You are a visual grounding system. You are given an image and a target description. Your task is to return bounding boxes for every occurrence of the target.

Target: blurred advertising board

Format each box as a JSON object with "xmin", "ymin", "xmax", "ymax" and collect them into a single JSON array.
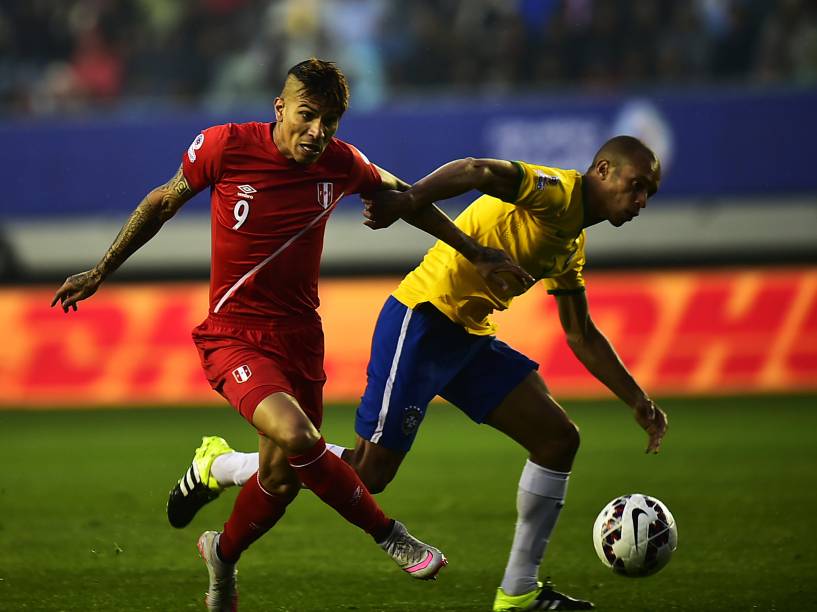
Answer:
[
  {"xmin": 2, "ymin": 267, "xmax": 815, "ymax": 408},
  {"xmin": 2, "ymin": 89, "xmax": 816, "ymax": 221}
]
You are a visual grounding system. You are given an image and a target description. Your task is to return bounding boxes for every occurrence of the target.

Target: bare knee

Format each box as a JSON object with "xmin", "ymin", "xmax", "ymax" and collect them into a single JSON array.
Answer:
[
  {"xmin": 252, "ymin": 393, "xmax": 321, "ymax": 456},
  {"xmin": 275, "ymin": 424, "xmax": 321, "ymax": 456},
  {"xmin": 530, "ymin": 419, "xmax": 580, "ymax": 469},
  {"xmin": 560, "ymin": 419, "xmax": 581, "ymax": 458},
  {"xmin": 545, "ymin": 417, "xmax": 580, "ymax": 458},
  {"xmin": 487, "ymin": 373, "xmax": 582, "ymax": 471}
]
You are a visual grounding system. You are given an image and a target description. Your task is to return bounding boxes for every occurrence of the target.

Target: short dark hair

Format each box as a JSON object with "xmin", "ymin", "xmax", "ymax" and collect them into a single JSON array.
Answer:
[
  {"xmin": 286, "ymin": 59, "xmax": 350, "ymax": 114},
  {"xmin": 591, "ymin": 135, "xmax": 658, "ymax": 170}
]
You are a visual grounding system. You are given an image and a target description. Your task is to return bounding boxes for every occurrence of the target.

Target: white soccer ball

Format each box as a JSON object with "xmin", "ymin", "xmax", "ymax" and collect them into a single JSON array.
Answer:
[{"xmin": 592, "ymin": 493, "xmax": 677, "ymax": 577}]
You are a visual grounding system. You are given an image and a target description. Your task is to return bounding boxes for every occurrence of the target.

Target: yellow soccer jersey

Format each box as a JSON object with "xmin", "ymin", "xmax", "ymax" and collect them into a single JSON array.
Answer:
[{"xmin": 392, "ymin": 162, "xmax": 587, "ymax": 335}]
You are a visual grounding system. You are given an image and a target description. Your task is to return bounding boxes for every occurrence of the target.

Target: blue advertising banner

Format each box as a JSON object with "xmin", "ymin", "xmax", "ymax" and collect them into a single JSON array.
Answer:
[{"xmin": 1, "ymin": 88, "xmax": 815, "ymax": 219}]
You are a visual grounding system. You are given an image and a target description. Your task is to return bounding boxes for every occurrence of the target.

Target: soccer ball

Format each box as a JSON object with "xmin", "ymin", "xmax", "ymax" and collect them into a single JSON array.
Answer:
[{"xmin": 592, "ymin": 493, "xmax": 677, "ymax": 577}]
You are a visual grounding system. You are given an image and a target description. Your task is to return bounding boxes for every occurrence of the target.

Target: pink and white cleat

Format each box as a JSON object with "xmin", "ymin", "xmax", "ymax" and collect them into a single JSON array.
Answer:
[
  {"xmin": 379, "ymin": 520, "xmax": 448, "ymax": 580},
  {"xmin": 197, "ymin": 531, "xmax": 238, "ymax": 611}
]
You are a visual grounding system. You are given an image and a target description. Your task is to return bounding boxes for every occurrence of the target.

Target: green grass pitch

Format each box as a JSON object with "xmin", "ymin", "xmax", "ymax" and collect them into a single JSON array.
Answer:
[{"xmin": 1, "ymin": 395, "xmax": 815, "ymax": 611}]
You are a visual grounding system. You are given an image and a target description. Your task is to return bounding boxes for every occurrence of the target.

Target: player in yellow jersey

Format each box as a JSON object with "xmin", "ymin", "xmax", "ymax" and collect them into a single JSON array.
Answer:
[{"xmin": 167, "ymin": 135, "xmax": 668, "ymax": 610}]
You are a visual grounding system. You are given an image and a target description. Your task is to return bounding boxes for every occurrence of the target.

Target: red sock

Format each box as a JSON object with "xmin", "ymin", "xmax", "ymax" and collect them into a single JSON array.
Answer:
[
  {"xmin": 218, "ymin": 472, "xmax": 289, "ymax": 563},
  {"xmin": 288, "ymin": 437, "xmax": 392, "ymax": 541}
]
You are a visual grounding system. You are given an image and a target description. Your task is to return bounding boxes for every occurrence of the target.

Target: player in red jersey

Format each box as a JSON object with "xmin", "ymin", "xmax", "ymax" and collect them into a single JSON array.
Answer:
[{"xmin": 52, "ymin": 59, "xmax": 533, "ymax": 611}]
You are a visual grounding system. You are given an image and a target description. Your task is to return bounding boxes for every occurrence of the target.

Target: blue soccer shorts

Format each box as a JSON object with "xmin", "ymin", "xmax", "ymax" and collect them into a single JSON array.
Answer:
[{"xmin": 355, "ymin": 296, "xmax": 538, "ymax": 453}]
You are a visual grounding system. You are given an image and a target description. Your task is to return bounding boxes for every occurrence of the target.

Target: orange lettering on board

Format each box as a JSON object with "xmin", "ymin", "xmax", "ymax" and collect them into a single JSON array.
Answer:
[
  {"xmin": 785, "ymin": 274, "xmax": 817, "ymax": 385},
  {"xmin": 659, "ymin": 272, "xmax": 798, "ymax": 392},
  {"xmin": 320, "ymin": 279, "xmax": 395, "ymax": 401},
  {"xmin": 24, "ymin": 303, "xmax": 126, "ymax": 395},
  {"xmin": 2, "ymin": 269, "xmax": 816, "ymax": 409},
  {"xmin": 495, "ymin": 275, "xmax": 671, "ymax": 397},
  {"xmin": 124, "ymin": 286, "xmax": 212, "ymax": 402}
]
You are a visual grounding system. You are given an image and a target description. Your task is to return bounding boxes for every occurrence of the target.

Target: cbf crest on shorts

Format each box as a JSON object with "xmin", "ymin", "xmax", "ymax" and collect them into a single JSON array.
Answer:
[
  {"xmin": 317, "ymin": 182, "xmax": 334, "ymax": 208},
  {"xmin": 401, "ymin": 405, "xmax": 424, "ymax": 436}
]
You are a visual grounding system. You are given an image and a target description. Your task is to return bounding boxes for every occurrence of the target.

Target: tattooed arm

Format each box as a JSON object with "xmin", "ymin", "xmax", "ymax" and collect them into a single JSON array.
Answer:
[{"xmin": 52, "ymin": 165, "xmax": 196, "ymax": 312}]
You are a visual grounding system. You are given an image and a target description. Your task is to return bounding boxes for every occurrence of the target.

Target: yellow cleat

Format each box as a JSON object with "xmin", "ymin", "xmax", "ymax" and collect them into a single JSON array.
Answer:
[
  {"xmin": 167, "ymin": 436, "xmax": 234, "ymax": 528},
  {"xmin": 193, "ymin": 436, "xmax": 234, "ymax": 492},
  {"xmin": 493, "ymin": 580, "xmax": 594, "ymax": 610}
]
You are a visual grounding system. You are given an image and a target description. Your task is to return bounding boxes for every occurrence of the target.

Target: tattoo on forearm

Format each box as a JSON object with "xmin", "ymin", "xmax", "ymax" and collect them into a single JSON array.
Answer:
[
  {"xmin": 169, "ymin": 166, "xmax": 192, "ymax": 198},
  {"xmin": 98, "ymin": 203, "xmax": 161, "ymax": 275}
]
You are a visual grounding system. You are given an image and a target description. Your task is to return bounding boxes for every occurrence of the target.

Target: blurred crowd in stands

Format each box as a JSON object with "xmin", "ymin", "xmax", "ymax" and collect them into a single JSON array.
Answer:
[{"xmin": 2, "ymin": 0, "xmax": 816, "ymax": 116}]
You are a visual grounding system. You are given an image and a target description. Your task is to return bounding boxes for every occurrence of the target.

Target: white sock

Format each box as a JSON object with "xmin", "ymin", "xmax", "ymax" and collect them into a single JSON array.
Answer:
[
  {"xmin": 500, "ymin": 460, "xmax": 570, "ymax": 596},
  {"xmin": 209, "ymin": 444, "xmax": 347, "ymax": 488},
  {"xmin": 210, "ymin": 452, "xmax": 259, "ymax": 487},
  {"xmin": 326, "ymin": 443, "xmax": 346, "ymax": 458}
]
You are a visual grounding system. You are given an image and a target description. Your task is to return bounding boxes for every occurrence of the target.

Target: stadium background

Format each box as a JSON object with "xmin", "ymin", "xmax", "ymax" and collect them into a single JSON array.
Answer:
[{"xmin": 1, "ymin": 1, "xmax": 816, "ymax": 611}]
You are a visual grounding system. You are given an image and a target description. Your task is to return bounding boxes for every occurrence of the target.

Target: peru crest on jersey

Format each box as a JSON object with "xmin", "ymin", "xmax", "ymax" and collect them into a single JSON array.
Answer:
[
  {"xmin": 317, "ymin": 182, "xmax": 334, "ymax": 209},
  {"xmin": 180, "ymin": 122, "xmax": 382, "ymax": 317}
]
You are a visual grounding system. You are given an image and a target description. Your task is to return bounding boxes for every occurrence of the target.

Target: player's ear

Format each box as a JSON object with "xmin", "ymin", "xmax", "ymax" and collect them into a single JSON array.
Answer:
[
  {"xmin": 595, "ymin": 159, "xmax": 610, "ymax": 180},
  {"xmin": 273, "ymin": 97, "xmax": 285, "ymax": 122}
]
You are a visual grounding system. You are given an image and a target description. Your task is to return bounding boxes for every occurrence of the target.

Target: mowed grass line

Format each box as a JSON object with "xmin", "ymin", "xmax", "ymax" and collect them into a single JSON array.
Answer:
[{"xmin": 0, "ymin": 395, "xmax": 815, "ymax": 611}]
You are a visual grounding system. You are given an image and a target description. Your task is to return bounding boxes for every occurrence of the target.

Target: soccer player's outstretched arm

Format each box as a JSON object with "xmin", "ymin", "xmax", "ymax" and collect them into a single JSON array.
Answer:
[
  {"xmin": 405, "ymin": 157, "xmax": 521, "ymax": 204},
  {"xmin": 51, "ymin": 165, "xmax": 196, "ymax": 312},
  {"xmin": 369, "ymin": 163, "xmax": 534, "ymax": 294},
  {"xmin": 555, "ymin": 291, "xmax": 668, "ymax": 454},
  {"xmin": 364, "ymin": 158, "xmax": 519, "ymax": 227}
]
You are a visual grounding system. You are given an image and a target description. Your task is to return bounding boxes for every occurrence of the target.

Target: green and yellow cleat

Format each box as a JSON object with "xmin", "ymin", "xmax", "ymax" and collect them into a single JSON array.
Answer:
[
  {"xmin": 493, "ymin": 580, "xmax": 594, "ymax": 611},
  {"xmin": 167, "ymin": 436, "xmax": 233, "ymax": 528}
]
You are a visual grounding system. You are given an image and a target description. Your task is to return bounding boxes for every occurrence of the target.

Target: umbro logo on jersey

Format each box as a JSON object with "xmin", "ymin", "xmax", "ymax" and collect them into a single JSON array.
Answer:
[
  {"xmin": 232, "ymin": 365, "xmax": 252, "ymax": 383},
  {"xmin": 317, "ymin": 182, "xmax": 334, "ymax": 208},
  {"xmin": 237, "ymin": 184, "xmax": 256, "ymax": 199}
]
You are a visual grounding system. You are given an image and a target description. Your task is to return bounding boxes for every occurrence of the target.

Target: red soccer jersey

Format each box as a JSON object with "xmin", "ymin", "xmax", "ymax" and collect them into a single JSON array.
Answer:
[{"xmin": 181, "ymin": 122, "xmax": 381, "ymax": 318}]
